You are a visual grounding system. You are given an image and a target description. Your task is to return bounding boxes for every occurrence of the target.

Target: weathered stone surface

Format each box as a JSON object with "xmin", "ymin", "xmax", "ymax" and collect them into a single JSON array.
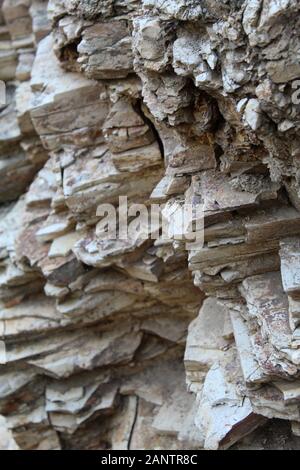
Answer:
[
  {"xmin": 78, "ymin": 20, "xmax": 133, "ymax": 79},
  {"xmin": 184, "ymin": 297, "xmax": 230, "ymax": 392},
  {"xmin": 1, "ymin": 0, "xmax": 300, "ymax": 451},
  {"xmin": 230, "ymin": 309, "xmax": 267, "ymax": 385},
  {"xmin": 194, "ymin": 360, "xmax": 266, "ymax": 450}
]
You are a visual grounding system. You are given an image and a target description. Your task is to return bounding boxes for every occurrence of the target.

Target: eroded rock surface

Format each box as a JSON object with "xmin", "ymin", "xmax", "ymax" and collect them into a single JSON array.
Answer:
[{"xmin": 1, "ymin": 0, "xmax": 300, "ymax": 450}]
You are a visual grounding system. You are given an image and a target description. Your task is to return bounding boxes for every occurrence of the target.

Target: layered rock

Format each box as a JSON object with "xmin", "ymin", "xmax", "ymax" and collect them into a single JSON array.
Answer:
[{"xmin": 1, "ymin": 0, "xmax": 300, "ymax": 451}]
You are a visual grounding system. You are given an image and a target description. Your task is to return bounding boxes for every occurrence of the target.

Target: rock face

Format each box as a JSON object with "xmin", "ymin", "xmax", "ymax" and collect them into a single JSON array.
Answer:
[{"xmin": 1, "ymin": 0, "xmax": 300, "ymax": 450}]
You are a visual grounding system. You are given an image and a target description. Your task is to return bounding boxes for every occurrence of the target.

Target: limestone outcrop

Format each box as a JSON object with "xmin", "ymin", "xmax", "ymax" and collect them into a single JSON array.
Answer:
[{"xmin": 1, "ymin": 0, "xmax": 300, "ymax": 450}]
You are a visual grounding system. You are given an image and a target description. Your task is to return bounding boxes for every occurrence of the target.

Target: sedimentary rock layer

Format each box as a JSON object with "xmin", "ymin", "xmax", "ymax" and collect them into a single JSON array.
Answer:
[{"xmin": 1, "ymin": 0, "xmax": 300, "ymax": 450}]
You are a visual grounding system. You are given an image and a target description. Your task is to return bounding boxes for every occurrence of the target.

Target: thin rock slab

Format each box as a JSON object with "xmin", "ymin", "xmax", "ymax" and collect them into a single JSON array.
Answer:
[{"xmin": 194, "ymin": 361, "xmax": 266, "ymax": 450}]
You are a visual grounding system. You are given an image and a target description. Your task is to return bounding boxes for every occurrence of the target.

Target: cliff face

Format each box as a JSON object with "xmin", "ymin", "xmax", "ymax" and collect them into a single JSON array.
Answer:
[{"xmin": 1, "ymin": 0, "xmax": 300, "ymax": 450}]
